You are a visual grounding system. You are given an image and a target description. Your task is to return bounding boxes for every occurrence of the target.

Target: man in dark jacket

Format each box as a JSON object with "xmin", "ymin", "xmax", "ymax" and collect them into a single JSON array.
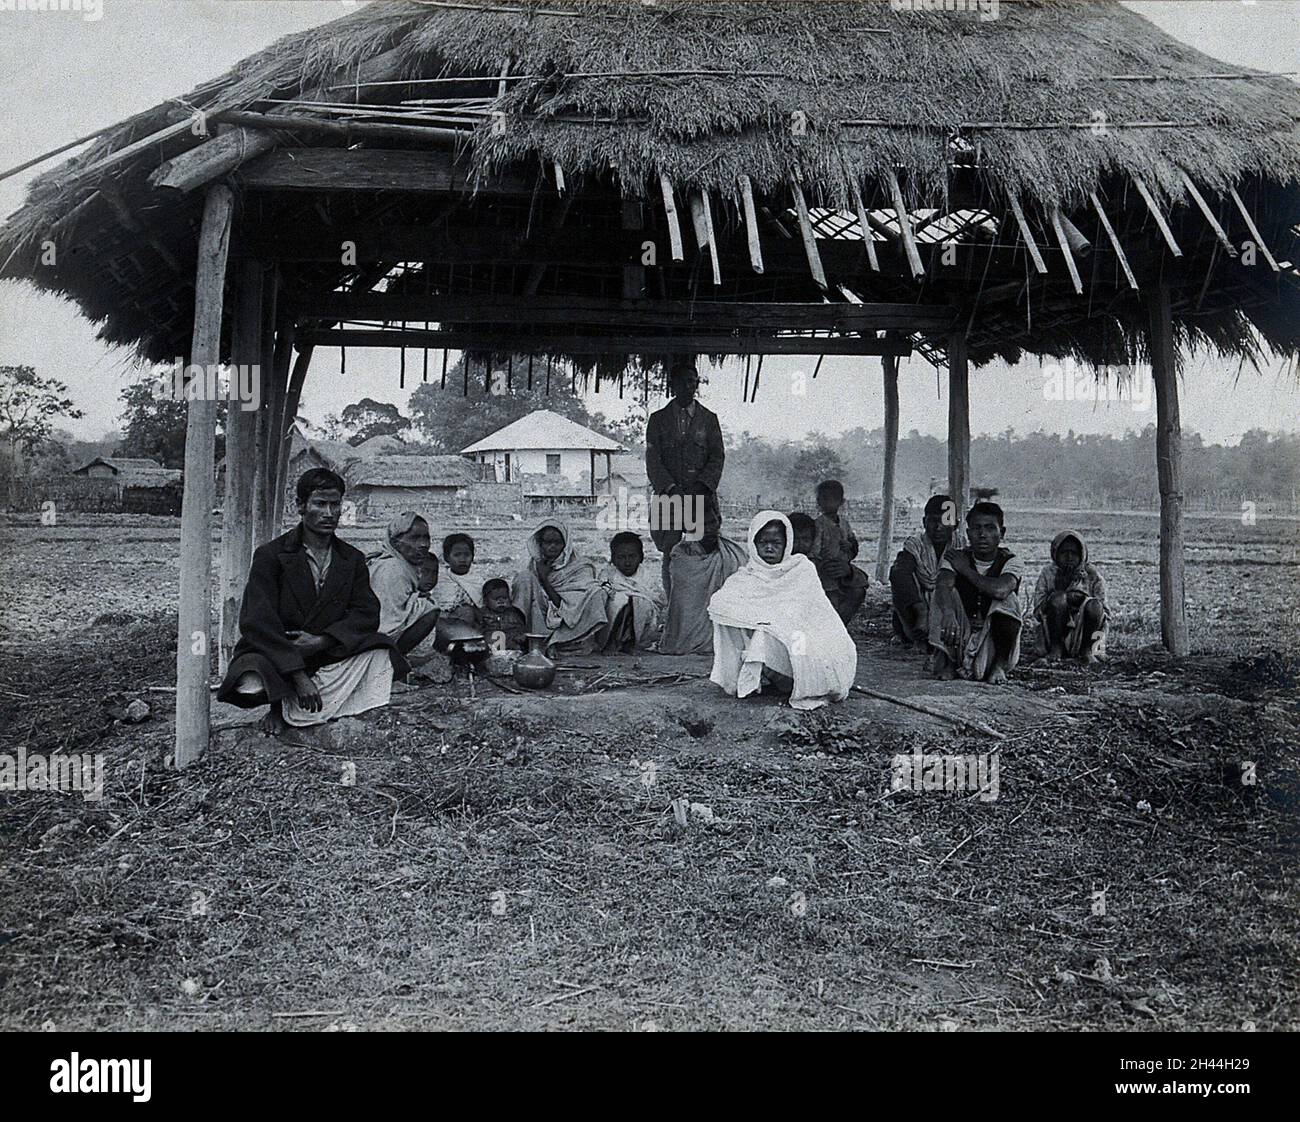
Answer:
[
  {"xmin": 218, "ymin": 468, "xmax": 408, "ymax": 733},
  {"xmin": 645, "ymin": 360, "xmax": 726, "ymax": 594}
]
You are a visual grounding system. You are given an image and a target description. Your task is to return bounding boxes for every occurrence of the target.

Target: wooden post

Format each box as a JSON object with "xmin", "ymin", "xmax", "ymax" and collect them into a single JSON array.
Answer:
[
  {"xmin": 1146, "ymin": 284, "xmax": 1189, "ymax": 655},
  {"xmin": 218, "ymin": 259, "xmax": 262, "ymax": 676},
  {"xmin": 176, "ymin": 183, "xmax": 234, "ymax": 770},
  {"xmin": 947, "ymin": 331, "xmax": 970, "ymax": 528},
  {"xmin": 589, "ymin": 449, "xmax": 596, "ymax": 498},
  {"xmin": 264, "ymin": 318, "xmax": 294, "ymax": 536},
  {"xmin": 273, "ymin": 343, "xmax": 313, "ymax": 530},
  {"xmin": 875, "ymin": 350, "xmax": 900, "ymax": 584}
]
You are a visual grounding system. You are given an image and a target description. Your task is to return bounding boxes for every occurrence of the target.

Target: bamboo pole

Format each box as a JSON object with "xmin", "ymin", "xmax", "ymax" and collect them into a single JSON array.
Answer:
[
  {"xmin": 1049, "ymin": 207, "xmax": 1084, "ymax": 294},
  {"xmin": 698, "ymin": 188, "xmax": 721, "ymax": 285},
  {"xmin": 947, "ymin": 331, "xmax": 970, "ymax": 528},
  {"xmin": 850, "ymin": 180, "xmax": 880, "ymax": 271},
  {"xmin": 875, "ymin": 350, "xmax": 900, "ymax": 585},
  {"xmin": 1228, "ymin": 186, "xmax": 1280, "ymax": 271},
  {"xmin": 272, "ymin": 343, "xmax": 314, "ymax": 531},
  {"xmin": 1088, "ymin": 192, "xmax": 1139, "ymax": 290},
  {"xmin": 737, "ymin": 175, "xmax": 764, "ymax": 274},
  {"xmin": 791, "ymin": 180, "xmax": 828, "ymax": 290},
  {"xmin": 659, "ymin": 174, "xmax": 685, "ymax": 262},
  {"xmin": 1133, "ymin": 177, "xmax": 1183, "ymax": 257},
  {"xmin": 1179, "ymin": 173, "xmax": 1237, "ymax": 258},
  {"xmin": 1007, "ymin": 194, "xmax": 1048, "ymax": 273},
  {"xmin": 175, "ymin": 184, "xmax": 234, "ymax": 770},
  {"xmin": 1146, "ymin": 284, "xmax": 1188, "ymax": 655},
  {"xmin": 219, "ymin": 259, "xmax": 262, "ymax": 677},
  {"xmin": 886, "ymin": 171, "xmax": 925, "ymax": 279}
]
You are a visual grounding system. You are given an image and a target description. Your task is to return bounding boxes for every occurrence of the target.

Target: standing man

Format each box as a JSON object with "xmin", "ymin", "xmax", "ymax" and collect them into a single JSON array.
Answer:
[{"xmin": 645, "ymin": 359, "xmax": 726, "ymax": 594}]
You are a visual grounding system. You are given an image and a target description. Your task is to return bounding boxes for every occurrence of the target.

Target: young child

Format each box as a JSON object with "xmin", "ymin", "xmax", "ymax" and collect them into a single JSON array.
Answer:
[
  {"xmin": 810, "ymin": 479, "xmax": 868, "ymax": 625},
  {"xmin": 1032, "ymin": 531, "xmax": 1108, "ymax": 663},
  {"xmin": 479, "ymin": 577, "xmax": 528, "ymax": 652},
  {"xmin": 930, "ymin": 501, "xmax": 1023, "ymax": 684},
  {"xmin": 435, "ymin": 532, "xmax": 482, "ymax": 624},
  {"xmin": 890, "ymin": 494, "xmax": 955, "ymax": 654},
  {"xmin": 600, "ymin": 531, "xmax": 664, "ymax": 652}
]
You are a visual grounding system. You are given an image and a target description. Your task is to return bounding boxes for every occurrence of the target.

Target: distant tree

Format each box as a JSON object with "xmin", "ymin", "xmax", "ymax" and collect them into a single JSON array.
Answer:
[
  {"xmin": 116, "ymin": 378, "xmax": 226, "ymax": 469},
  {"xmin": 0, "ymin": 365, "xmax": 83, "ymax": 461},
  {"xmin": 339, "ymin": 397, "xmax": 412, "ymax": 446},
  {"xmin": 407, "ymin": 355, "xmax": 601, "ymax": 453},
  {"xmin": 789, "ymin": 444, "xmax": 847, "ymax": 496}
]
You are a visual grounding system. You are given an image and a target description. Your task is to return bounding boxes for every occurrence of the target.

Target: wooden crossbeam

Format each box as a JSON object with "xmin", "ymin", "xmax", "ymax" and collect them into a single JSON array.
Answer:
[
  {"xmin": 1088, "ymin": 191, "xmax": 1139, "ymax": 290},
  {"xmin": 236, "ymin": 148, "xmax": 535, "ymax": 195},
  {"xmin": 297, "ymin": 326, "xmax": 914, "ymax": 357},
  {"xmin": 1133, "ymin": 177, "xmax": 1183, "ymax": 257}
]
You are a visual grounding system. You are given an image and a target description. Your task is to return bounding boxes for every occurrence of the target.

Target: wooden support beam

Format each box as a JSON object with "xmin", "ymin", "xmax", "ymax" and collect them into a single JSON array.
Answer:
[
  {"xmin": 297, "ymin": 326, "xmax": 914, "ymax": 357},
  {"xmin": 791, "ymin": 180, "xmax": 828, "ymax": 290},
  {"xmin": 850, "ymin": 180, "xmax": 880, "ymax": 271},
  {"xmin": 234, "ymin": 147, "xmax": 534, "ymax": 196},
  {"xmin": 176, "ymin": 184, "xmax": 234, "ymax": 771},
  {"xmin": 1007, "ymin": 194, "xmax": 1048, "ymax": 274},
  {"xmin": 219, "ymin": 259, "xmax": 262, "ymax": 677},
  {"xmin": 1228, "ymin": 186, "xmax": 1280, "ymax": 271},
  {"xmin": 737, "ymin": 175, "xmax": 764, "ymax": 274},
  {"xmin": 1088, "ymin": 191, "xmax": 1139, "ymax": 290},
  {"xmin": 1133, "ymin": 177, "xmax": 1184, "ymax": 257},
  {"xmin": 273, "ymin": 344, "xmax": 314, "ymax": 531},
  {"xmin": 875, "ymin": 349, "xmax": 900, "ymax": 585},
  {"xmin": 210, "ymin": 109, "xmax": 467, "ymax": 147},
  {"xmin": 659, "ymin": 174, "xmax": 685, "ymax": 262},
  {"xmin": 946, "ymin": 331, "xmax": 970, "ymax": 528},
  {"xmin": 1179, "ymin": 172, "xmax": 1237, "ymax": 258},
  {"xmin": 886, "ymin": 171, "xmax": 925, "ymax": 279},
  {"xmin": 54, "ymin": 117, "xmax": 197, "ymax": 192},
  {"xmin": 253, "ymin": 277, "xmax": 282, "ymax": 544},
  {"xmin": 1146, "ymin": 283, "xmax": 1189, "ymax": 655},
  {"xmin": 1049, "ymin": 207, "xmax": 1084, "ymax": 295}
]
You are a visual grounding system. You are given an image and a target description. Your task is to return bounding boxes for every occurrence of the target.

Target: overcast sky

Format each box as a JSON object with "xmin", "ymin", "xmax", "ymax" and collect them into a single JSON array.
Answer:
[{"xmin": 0, "ymin": 0, "xmax": 1296, "ymax": 443}]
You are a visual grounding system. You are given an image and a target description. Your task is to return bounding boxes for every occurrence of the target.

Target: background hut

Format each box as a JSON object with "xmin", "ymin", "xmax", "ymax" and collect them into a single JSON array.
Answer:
[{"xmin": 2, "ymin": 0, "xmax": 1296, "ymax": 765}]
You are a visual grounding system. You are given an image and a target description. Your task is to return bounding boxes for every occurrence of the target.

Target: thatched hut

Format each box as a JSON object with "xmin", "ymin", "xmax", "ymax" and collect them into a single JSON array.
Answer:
[{"xmin": 2, "ymin": 0, "xmax": 1296, "ymax": 764}]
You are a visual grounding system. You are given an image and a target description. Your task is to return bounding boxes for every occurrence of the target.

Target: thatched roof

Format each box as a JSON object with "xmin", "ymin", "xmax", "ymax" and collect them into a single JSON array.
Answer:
[
  {"xmin": 346, "ymin": 454, "xmax": 481, "ymax": 488},
  {"xmin": 3, "ymin": 0, "xmax": 1298, "ymax": 370}
]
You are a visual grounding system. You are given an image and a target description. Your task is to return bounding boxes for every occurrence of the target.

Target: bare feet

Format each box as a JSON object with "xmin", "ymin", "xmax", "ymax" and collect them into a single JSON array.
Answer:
[
  {"xmin": 258, "ymin": 704, "xmax": 288, "ymax": 736},
  {"xmin": 985, "ymin": 663, "xmax": 1009, "ymax": 685},
  {"xmin": 932, "ymin": 653, "xmax": 956, "ymax": 681},
  {"xmin": 1045, "ymin": 644, "xmax": 1065, "ymax": 663}
]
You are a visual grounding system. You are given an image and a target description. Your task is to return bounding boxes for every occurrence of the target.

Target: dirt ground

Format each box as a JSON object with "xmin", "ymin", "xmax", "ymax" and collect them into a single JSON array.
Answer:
[{"xmin": 0, "ymin": 509, "xmax": 1296, "ymax": 1030}]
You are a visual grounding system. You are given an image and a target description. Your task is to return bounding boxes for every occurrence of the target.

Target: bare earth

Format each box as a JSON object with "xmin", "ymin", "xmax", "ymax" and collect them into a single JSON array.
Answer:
[{"xmin": 0, "ymin": 509, "xmax": 1296, "ymax": 1031}]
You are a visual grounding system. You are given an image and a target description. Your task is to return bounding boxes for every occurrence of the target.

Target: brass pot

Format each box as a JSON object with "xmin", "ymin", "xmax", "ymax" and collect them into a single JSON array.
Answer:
[{"xmin": 512, "ymin": 633, "xmax": 557, "ymax": 689}]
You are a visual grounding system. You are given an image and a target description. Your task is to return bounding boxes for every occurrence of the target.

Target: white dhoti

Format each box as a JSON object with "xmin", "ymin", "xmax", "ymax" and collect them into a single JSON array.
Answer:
[{"xmin": 282, "ymin": 649, "xmax": 394, "ymax": 727}]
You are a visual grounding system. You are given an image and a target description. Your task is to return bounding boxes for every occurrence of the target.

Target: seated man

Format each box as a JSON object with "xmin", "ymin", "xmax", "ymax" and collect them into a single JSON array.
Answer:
[
  {"xmin": 218, "ymin": 469, "xmax": 408, "ymax": 731},
  {"xmin": 929, "ymin": 501, "xmax": 1023, "ymax": 685},
  {"xmin": 890, "ymin": 494, "xmax": 955, "ymax": 653},
  {"xmin": 600, "ymin": 531, "xmax": 665, "ymax": 653},
  {"xmin": 811, "ymin": 479, "xmax": 868, "ymax": 625},
  {"xmin": 1031, "ymin": 530, "xmax": 1109, "ymax": 663}
]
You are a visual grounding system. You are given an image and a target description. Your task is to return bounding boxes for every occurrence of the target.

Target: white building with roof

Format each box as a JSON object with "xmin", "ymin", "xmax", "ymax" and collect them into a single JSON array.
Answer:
[{"xmin": 461, "ymin": 409, "xmax": 624, "ymax": 497}]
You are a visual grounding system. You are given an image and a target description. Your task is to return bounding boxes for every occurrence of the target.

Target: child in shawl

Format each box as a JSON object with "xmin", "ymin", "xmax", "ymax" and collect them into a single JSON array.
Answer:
[
  {"xmin": 600, "ymin": 531, "xmax": 665, "ymax": 652},
  {"xmin": 511, "ymin": 519, "xmax": 610, "ymax": 654},
  {"xmin": 365, "ymin": 512, "xmax": 441, "ymax": 659},
  {"xmin": 480, "ymin": 578, "xmax": 528, "ymax": 652},
  {"xmin": 890, "ymin": 494, "xmax": 956, "ymax": 653},
  {"xmin": 708, "ymin": 512, "xmax": 859, "ymax": 711},
  {"xmin": 929, "ymin": 501, "xmax": 1024, "ymax": 684},
  {"xmin": 1032, "ymin": 531, "xmax": 1108, "ymax": 662},
  {"xmin": 435, "ymin": 532, "xmax": 483, "ymax": 625},
  {"xmin": 811, "ymin": 480, "xmax": 869, "ymax": 625}
]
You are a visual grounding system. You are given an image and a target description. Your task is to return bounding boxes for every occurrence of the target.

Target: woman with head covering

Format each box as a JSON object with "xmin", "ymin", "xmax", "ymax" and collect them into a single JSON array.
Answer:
[
  {"xmin": 1032, "ymin": 530, "xmax": 1108, "ymax": 662},
  {"xmin": 511, "ymin": 518, "xmax": 610, "ymax": 654},
  {"xmin": 365, "ymin": 512, "xmax": 441, "ymax": 659},
  {"xmin": 707, "ymin": 511, "xmax": 859, "ymax": 710}
]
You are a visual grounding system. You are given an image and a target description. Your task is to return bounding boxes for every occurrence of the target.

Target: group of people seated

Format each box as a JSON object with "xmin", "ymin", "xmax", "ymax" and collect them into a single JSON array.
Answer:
[{"xmin": 217, "ymin": 469, "xmax": 1109, "ymax": 732}]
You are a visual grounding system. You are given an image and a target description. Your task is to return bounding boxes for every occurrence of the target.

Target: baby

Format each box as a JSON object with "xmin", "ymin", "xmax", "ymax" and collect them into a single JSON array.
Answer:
[{"xmin": 479, "ymin": 577, "xmax": 527, "ymax": 652}]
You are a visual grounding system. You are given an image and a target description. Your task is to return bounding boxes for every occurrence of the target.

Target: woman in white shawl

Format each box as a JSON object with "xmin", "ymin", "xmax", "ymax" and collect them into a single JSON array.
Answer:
[
  {"xmin": 708, "ymin": 511, "xmax": 858, "ymax": 710},
  {"xmin": 511, "ymin": 518, "xmax": 610, "ymax": 654},
  {"xmin": 366, "ymin": 512, "xmax": 440, "ymax": 659}
]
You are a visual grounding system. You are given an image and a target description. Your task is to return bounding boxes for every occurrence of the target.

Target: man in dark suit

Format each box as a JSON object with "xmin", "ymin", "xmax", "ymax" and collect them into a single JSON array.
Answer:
[
  {"xmin": 218, "ymin": 468, "xmax": 407, "ymax": 733},
  {"xmin": 645, "ymin": 360, "xmax": 726, "ymax": 594}
]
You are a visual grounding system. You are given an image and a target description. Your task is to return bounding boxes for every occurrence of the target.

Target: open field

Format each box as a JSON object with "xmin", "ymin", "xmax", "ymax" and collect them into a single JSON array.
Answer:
[{"xmin": 0, "ymin": 510, "xmax": 1296, "ymax": 1030}]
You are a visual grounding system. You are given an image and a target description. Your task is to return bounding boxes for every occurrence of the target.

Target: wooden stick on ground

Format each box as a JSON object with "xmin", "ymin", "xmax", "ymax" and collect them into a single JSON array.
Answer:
[{"xmin": 850, "ymin": 684, "xmax": 1005, "ymax": 740}]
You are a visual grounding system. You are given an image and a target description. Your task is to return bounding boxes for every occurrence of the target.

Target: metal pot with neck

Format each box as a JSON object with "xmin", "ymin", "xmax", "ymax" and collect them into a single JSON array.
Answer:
[{"xmin": 512, "ymin": 633, "xmax": 557, "ymax": 689}]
